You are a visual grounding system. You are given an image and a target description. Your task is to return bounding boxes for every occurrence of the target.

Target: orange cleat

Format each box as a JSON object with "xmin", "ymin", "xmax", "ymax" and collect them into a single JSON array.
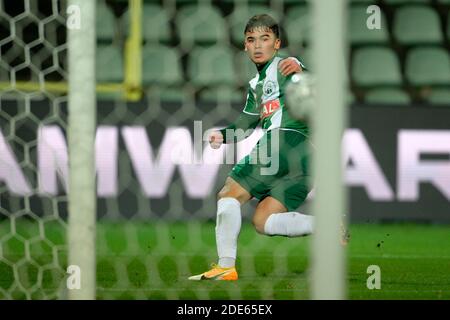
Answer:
[{"xmin": 188, "ymin": 264, "xmax": 238, "ymax": 281}]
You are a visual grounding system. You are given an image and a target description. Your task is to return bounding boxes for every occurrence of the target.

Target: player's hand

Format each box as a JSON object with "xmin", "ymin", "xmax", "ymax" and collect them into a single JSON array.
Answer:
[
  {"xmin": 279, "ymin": 57, "xmax": 302, "ymax": 76},
  {"xmin": 209, "ymin": 131, "xmax": 224, "ymax": 149}
]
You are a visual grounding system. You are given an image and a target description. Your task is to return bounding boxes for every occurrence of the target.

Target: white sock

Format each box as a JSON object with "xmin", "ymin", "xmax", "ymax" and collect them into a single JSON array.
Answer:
[
  {"xmin": 264, "ymin": 212, "xmax": 314, "ymax": 237},
  {"xmin": 215, "ymin": 197, "xmax": 241, "ymax": 268}
]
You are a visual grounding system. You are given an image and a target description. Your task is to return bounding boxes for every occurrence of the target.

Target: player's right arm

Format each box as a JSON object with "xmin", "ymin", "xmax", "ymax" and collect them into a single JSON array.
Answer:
[{"xmin": 209, "ymin": 87, "xmax": 260, "ymax": 149}]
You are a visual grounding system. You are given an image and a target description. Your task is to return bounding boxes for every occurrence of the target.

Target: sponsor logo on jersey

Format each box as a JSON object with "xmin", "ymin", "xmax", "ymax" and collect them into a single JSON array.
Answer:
[{"xmin": 260, "ymin": 99, "xmax": 280, "ymax": 119}]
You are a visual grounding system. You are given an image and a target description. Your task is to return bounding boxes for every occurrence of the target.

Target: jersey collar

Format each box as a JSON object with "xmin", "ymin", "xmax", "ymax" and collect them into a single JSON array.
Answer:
[{"xmin": 256, "ymin": 51, "xmax": 279, "ymax": 74}]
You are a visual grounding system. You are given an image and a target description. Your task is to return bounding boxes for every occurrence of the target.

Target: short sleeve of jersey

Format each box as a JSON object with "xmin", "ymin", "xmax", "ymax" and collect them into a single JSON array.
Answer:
[{"xmin": 242, "ymin": 86, "xmax": 259, "ymax": 116}]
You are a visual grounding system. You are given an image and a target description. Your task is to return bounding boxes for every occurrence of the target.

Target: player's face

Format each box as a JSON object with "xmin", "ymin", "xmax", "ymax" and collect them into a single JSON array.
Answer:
[{"xmin": 244, "ymin": 28, "xmax": 281, "ymax": 65}]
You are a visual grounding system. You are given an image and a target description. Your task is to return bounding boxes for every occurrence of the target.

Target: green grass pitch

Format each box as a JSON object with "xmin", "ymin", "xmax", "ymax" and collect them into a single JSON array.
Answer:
[{"xmin": 0, "ymin": 221, "xmax": 449, "ymax": 299}]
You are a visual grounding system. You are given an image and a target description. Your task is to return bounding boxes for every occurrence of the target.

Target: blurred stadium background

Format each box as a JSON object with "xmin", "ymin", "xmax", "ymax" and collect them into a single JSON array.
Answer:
[{"xmin": 0, "ymin": 0, "xmax": 449, "ymax": 300}]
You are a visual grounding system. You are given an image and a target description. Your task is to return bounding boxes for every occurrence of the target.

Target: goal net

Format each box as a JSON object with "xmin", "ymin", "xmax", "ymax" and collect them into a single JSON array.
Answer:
[{"xmin": 0, "ymin": 0, "xmax": 69, "ymax": 299}]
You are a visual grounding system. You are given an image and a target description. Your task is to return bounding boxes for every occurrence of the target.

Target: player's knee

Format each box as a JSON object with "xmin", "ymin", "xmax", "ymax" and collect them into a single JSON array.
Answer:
[
  {"xmin": 217, "ymin": 180, "xmax": 231, "ymax": 200},
  {"xmin": 252, "ymin": 214, "xmax": 267, "ymax": 234},
  {"xmin": 217, "ymin": 188, "xmax": 228, "ymax": 200},
  {"xmin": 217, "ymin": 183, "xmax": 247, "ymax": 203}
]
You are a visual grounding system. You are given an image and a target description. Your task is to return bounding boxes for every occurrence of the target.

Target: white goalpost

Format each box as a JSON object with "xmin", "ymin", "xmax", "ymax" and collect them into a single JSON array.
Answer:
[
  {"xmin": 310, "ymin": 0, "xmax": 348, "ymax": 299},
  {"xmin": 67, "ymin": 0, "xmax": 97, "ymax": 300}
]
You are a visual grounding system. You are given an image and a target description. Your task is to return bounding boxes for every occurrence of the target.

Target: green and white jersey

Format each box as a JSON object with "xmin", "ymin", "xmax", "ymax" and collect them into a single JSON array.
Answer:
[{"xmin": 243, "ymin": 54, "xmax": 309, "ymax": 137}]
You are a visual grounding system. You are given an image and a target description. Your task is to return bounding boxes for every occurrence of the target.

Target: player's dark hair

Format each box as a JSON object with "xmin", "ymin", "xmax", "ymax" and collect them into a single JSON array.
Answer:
[{"xmin": 244, "ymin": 14, "xmax": 280, "ymax": 39}]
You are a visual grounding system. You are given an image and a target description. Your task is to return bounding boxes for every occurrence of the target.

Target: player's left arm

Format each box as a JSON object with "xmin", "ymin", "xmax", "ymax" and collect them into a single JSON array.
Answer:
[{"xmin": 278, "ymin": 57, "xmax": 304, "ymax": 76}]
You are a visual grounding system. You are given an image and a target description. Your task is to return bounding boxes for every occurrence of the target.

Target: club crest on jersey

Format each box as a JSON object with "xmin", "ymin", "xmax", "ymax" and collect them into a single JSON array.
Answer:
[
  {"xmin": 260, "ymin": 99, "xmax": 280, "ymax": 119},
  {"xmin": 263, "ymin": 80, "xmax": 276, "ymax": 96}
]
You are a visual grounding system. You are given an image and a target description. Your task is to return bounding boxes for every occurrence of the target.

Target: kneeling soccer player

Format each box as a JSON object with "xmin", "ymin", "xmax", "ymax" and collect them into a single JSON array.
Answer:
[{"xmin": 189, "ymin": 14, "xmax": 345, "ymax": 281}]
